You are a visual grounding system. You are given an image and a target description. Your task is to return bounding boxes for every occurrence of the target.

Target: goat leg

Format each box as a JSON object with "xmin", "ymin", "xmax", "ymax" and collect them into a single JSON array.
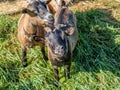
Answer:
[
  {"xmin": 41, "ymin": 46, "xmax": 48, "ymax": 61},
  {"xmin": 53, "ymin": 66, "xmax": 59, "ymax": 87},
  {"xmin": 22, "ymin": 47, "xmax": 27, "ymax": 67},
  {"xmin": 65, "ymin": 64, "xmax": 71, "ymax": 79}
]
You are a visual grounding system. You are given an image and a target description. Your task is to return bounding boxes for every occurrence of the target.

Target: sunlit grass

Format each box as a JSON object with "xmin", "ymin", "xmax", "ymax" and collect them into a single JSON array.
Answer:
[{"xmin": 0, "ymin": 0, "xmax": 120, "ymax": 90}]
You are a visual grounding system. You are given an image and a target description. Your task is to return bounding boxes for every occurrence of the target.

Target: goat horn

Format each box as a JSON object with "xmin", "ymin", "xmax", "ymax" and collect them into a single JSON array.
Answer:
[{"xmin": 59, "ymin": 24, "xmax": 67, "ymax": 27}]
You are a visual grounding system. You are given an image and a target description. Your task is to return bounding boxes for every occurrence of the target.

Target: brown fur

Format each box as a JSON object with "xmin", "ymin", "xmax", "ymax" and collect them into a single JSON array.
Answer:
[
  {"xmin": 18, "ymin": 14, "xmax": 45, "ymax": 48},
  {"xmin": 47, "ymin": 0, "xmax": 74, "ymax": 14},
  {"xmin": 18, "ymin": 13, "xmax": 47, "ymax": 67},
  {"xmin": 54, "ymin": 7, "xmax": 78, "ymax": 53},
  {"xmin": 45, "ymin": 7, "xmax": 78, "ymax": 86},
  {"xmin": 17, "ymin": 0, "xmax": 55, "ymax": 67}
]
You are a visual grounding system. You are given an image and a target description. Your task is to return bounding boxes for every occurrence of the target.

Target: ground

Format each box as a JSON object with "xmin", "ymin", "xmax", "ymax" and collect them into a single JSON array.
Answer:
[{"xmin": 0, "ymin": 0, "xmax": 120, "ymax": 90}]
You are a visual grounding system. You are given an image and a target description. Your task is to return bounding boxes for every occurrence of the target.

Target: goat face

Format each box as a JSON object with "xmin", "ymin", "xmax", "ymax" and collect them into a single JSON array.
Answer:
[
  {"xmin": 46, "ymin": 29, "xmax": 68, "ymax": 58},
  {"xmin": 45, "ymin": 24, "xmax": 75, "ymax": 57},
  {"xmin": 22, "ymin": 0, "xmax": 54, "ymax": 27}
]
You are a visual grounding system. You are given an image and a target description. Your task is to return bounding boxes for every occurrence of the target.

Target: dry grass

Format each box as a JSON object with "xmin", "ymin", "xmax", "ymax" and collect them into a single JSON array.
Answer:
[
  {"xmin": 70, "ymin": 0, "xmax": 120, "ymax": 20},
  {"xmin": 0, "ymin": 0, "xmax": 27, "ymax": 15}
]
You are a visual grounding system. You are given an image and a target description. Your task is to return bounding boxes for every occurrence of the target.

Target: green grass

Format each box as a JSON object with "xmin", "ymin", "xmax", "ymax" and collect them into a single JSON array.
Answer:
[{"xmin": 0, "ymin": 2, "xmax": 120, "ymax": 90}]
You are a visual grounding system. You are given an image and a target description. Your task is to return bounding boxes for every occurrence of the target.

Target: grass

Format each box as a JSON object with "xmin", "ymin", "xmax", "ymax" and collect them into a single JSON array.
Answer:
[
  {"xmin": 0, "ymin": 0, "xmax": 27, "ymax": 15},
  {"xmin": 0, "ymin": 0, "xmax": 120, "ymax": 90}
]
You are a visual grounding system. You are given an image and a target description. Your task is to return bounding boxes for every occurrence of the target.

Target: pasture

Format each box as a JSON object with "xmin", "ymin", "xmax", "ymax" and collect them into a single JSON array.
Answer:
[{"xmin": 0, "ymin": 0, "xmax": 120, "ymax": 89}]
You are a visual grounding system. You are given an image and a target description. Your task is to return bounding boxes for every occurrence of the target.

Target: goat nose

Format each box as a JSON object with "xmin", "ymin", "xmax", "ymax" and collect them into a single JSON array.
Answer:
[
  {"xmin": 58, "ymin": 46, "xmax": 65, "ymax": 53},
  {"xmin": 60, "ymin": 46, "xmax": 64, "ymax": 50},
  {"xmin": 55, "ymin": 46, "xmax": 64, "ymax": 54}
]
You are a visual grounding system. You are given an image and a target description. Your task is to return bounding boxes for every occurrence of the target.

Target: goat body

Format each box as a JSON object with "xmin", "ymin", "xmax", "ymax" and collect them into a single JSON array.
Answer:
[
  {"xmin": 45, "ymin": 7, "xmax": 78, "ymax": 84},
  {"xmin": 18, "ymin": 14, "xmax": 47, "ymax": 67},
  {"xmin": 18, "ymin": 14, "xmax": 45, "ymax": 48},
  {"xmin": 18, "ymin": 0, "xmax": 54, "ymax": 67}
]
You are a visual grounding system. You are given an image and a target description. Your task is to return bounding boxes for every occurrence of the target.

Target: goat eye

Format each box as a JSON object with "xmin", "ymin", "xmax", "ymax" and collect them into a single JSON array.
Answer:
[
  {"xmin": 34, "ymin": 1, "xmax": 39, "ymax": 6},
  {"xmin": 49, "ymin": 43, "xmax": 54, "ymax": 49},
  {"xmin": 43, "ymin": 12, "xmax": 45, "ymax": 15},
  {"xmin": 41, "ymin": 12, "xmax": 45, "ymax": 15}
]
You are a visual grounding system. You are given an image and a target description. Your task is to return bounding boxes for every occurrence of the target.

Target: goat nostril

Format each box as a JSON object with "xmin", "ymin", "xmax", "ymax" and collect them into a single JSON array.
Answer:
[
  {"xmin": 49, "ymin": 15, "xmax": 52, "ymax": 18},
  {"xmin": 61, "ymin": 46, "xmax": 64, "ymax": 50}
]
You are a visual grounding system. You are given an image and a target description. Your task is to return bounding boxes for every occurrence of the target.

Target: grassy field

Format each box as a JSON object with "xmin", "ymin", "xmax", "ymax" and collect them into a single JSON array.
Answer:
[{"xmin": 0, "ymin": 0, "xmax": 120, "ymax": 90}]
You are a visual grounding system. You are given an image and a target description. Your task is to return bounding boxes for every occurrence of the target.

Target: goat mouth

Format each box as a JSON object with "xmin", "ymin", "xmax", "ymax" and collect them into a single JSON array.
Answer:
[
  {"xmin": 55, "ymin": 52, "xmax": 66, "ymax": 58},
  {"xmin": 57, "ymin": 56, "xmax": 66, "ymax": 61}
]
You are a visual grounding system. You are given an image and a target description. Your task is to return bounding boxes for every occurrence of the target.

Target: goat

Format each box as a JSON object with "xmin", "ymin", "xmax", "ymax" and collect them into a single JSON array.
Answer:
[
  {"xmin": 41, "ymin": 0, "xmax": 75, "ymax": 14},
  {"xmin": 44, "ymin": 6, "xmax": 78, "ymax": 85},
  {"xmin": 18, "ymin": 0, "xmax": 54, "ymax": 67}
]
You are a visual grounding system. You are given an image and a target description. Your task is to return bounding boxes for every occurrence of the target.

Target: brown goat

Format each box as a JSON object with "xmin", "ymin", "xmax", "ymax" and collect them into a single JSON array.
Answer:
[
  {"xmin": 44, "ymin": 6, "xmax": 78, "ymax": 85},
  {"xmin": 44, "ymin": 0, "xmax": 75, "ymax": 14},
  {"xmin": 18, "ymin": 0, "xmax": 54, "ymax": 67}
]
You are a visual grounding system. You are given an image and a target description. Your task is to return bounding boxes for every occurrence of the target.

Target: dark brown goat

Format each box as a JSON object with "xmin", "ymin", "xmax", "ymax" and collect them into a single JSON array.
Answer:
[
  {"xmin": 18, "ymin": 0, "xmax": 54, "ymax": 67},
  {"xmin": 44, "ymin": 6, "xmax": 78, "ymax": 85}
]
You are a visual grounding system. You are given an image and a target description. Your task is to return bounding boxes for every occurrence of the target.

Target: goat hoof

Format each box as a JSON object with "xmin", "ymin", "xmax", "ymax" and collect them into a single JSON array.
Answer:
[
  {"xmin": 43, "ymin": 56, "xmax": 48, "ymax": 61},
  {"xmin": 44, "ymin": 57, "xmax": 48, "ymax": 61},
  {"xmin": 23, "ymin": 62, "xmax": 28, "ymax": 67},
  {"xmin": 54, "ymin": 81, "xmax": 59, "ymax": 87}
]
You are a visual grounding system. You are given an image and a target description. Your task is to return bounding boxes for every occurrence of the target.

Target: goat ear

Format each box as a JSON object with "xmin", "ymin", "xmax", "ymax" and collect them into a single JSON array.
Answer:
[
  {"xmin": 22, "ymin": 8, "xmax": 37, "ymax": 16},
  {"xmin": 64, "ymin": 27, "xmax": 74, "ymax": 36},
  {"xmin": 59, "ymin": 24, "xmax": 75, "ymax": 36}
]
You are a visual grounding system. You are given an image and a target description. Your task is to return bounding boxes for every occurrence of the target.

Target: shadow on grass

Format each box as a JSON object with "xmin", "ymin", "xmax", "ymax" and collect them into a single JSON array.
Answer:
[
  {"xmin": 0, "ymin": 63, "xmax": 36, "ymax": 90},
  {"xmin": 0, "ymin": 8, "xmax": 120, "ymax": 89},
  {"xmin": 72, "ymin": 8, "xmax": 120, "ymax": 76}
]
